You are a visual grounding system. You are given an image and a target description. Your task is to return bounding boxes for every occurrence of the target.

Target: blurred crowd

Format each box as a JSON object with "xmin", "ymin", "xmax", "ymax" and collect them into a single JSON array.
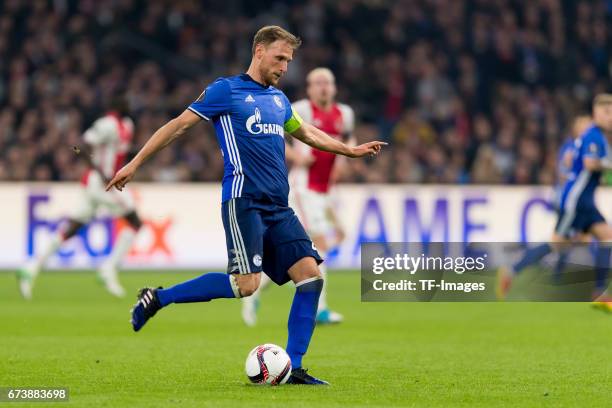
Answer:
[{"xmin": 1, "ymin": 0, "xmax": 611, "ymax": 184}]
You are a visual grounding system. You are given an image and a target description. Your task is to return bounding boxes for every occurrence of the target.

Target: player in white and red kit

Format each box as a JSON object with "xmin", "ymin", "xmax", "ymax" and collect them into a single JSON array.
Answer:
[
  {"xmin": 17, "ymin": 98, "xmax": 142, "ymax": 299},
  {"xmin": 242, "ymin": 68, "xmax": 354, "ymax": 325}
]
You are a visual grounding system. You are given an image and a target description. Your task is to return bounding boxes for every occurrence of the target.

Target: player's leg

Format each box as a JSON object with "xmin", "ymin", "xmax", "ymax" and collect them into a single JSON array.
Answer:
[
  {"xmin": 587, "ymin": 221, "xmax": 612, "ymax": 310},
  {"xmin": 233, "ymin": 198, "xmax": 273, "ymax": 326},
  {"xmin": 157, "ymin": 272, "xmax": 253, "ymax": 306},
  {"xmin": 310, "ymin": 234, "xmax": 343, "ymax": 324},
  {"xmin": 497, "ymin": 204, "xmax": 578, "ymax": 299},
  {"xmin": 590, "ymin": 222, "xmax": 612, "ymax": 241},
  {"xmin": 157, "ymin": 198, "xmax": 265, "ymax": 304},
  {"xmin": 261, "ymin": 206, "xmax": 327, "ymax": 384},
  {"xmin": 286, "ymin": 257, "xmax": 323, "ymax": 365},
  {"xmin": 285, "ymin": 256, "xmax": 327, "ymax": 384},
  {"xmin": 91, "ymin": 177, "xmax": 141, "ymax": 297},
  {"xmin": 26, "ymin": 219, "xmax": 86, "ymax": 272},
  {"xmin": 497, "ymin": 232, "xmax": 569, "ymax": 299},
  {"xmin": 131, "ymin": 272, "xmax": 245, "ymax": 332},
  {"xmin": 552, "ymin": 251, "xmax": 570, "ymax": 284},
  {"xmin": 130, "ymin": 198, "xmax": 262, "ymax": 331},
  {"xmin": 17, "ymin": 185, "xmax": 93, "ymax": 299},
  {"xmin": 96, "ymin": 210, "xmax": 142, "ymax": 297},
  {"xmin": 318, "ymin": 203, "xmax": 347, "ymax": 324},
  {"xmin": 240, "ymin": 188, "xmax": 313, "ymax": 327},
  {"xmin": 311, "ymin": 235, "xmax": 329, "ymax": 306},
  {"xmin": 241, "ymin": 188, "xmax": 315, "ymax": 327},
  {"xmin": 294, "ymin": 189, "xmax": 342, "ymax": 324},
  {"xmin": 241, "ymin": 272, "xmax": 271, "ymax": 327},
  {"xmin": 511, "ymin": 243, "xmax": 556, "ymax": 275},
  {"xmin": 17, "ymin": 219, "xmax": 87, "ymax": 299}
]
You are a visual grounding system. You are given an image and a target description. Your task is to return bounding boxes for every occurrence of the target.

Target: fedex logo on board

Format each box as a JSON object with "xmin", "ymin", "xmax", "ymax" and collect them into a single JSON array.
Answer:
[{"xmin": 27, "ymin": 193, "xmax": 174, "ymax": 262}]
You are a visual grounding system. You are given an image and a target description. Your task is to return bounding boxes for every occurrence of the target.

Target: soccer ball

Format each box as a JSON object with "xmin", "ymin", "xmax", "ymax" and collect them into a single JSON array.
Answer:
[{"xmin": 245, "ymin": 343, "xmax": 292, "ymax": 385}]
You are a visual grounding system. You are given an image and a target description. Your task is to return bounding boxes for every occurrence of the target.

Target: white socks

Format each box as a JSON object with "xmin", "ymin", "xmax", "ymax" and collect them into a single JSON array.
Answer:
[
  {"xmin": 251, "ymin": 271, "xmax": 272, "ymax": 301},
  {"xmin": 317, "ymin": 253, "xmax": 328, "ymax": 312},
  {"xmin": 31, "ymin": 235, "xmax": 63, "ymax": 276},
  {"xmin": 104, "ymin": 228, "xmax": 136, "ymax": 269}
]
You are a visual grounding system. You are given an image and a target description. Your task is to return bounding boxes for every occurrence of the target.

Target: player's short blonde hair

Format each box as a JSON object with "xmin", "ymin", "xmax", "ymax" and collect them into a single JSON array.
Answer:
[
  {"xmin": 306, "ymin": 67, "xmax": 335, "ymax": 84},
  {"xmin": 593, "ymin": 93, "xmax": 612, "ymax": 106},
  {"xmin": 252, "ymin": 26, "xmax": 301, "ymax": 55}
]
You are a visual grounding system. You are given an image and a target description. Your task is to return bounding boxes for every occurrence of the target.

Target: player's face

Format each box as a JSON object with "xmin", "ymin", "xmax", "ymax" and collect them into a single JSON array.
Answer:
[
  {"xmin": 307, "ymin": 74, "xmax": 336, "ymax": 106},
  {"xmin": 594, "ymin": 105, "xmax": 612, "ymax": 132},
  {"xmin": 257, "ymin": 40, "xmax": 294, "ymax": 86}
]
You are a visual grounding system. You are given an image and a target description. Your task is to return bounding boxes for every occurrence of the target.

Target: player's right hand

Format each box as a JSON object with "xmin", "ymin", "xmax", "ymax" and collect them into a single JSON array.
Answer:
[
  {"xmin": 105, "ymin": 162, "xmax": 137, "ymax": 191},
  {"xmin": 349, "ymin": 141, "xmax": 387, "ymax": 158}
]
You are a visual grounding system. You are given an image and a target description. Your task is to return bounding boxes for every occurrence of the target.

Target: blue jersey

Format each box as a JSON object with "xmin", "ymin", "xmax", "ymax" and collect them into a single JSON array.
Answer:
[
  {"xmin": 559, "ymin": 125, "xmax": 609, "ymax": 210},
  {"xmin": 188, "ymin": 74, "xmax": 303, "ymax": 206},
  {"xmin": 557, "ymin": 138, "xmax": 574, "ymax": 182},
  {"xmin": 552, "ymin": 137, "xmax": 575, "ymax": 210}
]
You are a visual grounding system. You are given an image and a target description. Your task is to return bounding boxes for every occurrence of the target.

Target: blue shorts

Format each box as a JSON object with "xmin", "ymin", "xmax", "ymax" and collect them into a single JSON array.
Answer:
[
  {"xmin": 221, "ymin": 197, "xmax": 323, "ymax": 285},
  {"xmin": 555, "ymin": 204, "xmax": 605, "ymax": 237}
]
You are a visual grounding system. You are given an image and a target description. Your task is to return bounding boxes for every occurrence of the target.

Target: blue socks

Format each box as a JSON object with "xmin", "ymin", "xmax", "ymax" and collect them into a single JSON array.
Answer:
[
  {"xmin": 156, "ymin": 272, "xmax": 324, "ymax": 369},
  {"xmin": 513, "ymin": 242, "xmax": 609, "ymax": 293},
  {"xmin": 552, "ymin": 251, "xmax": 570, "ymax": 283},
  {"xmin": 286, "ymin": 278, "xmax": 323, "ymax": 369},
  {"xmin": 157, "ymin": 273, "xmax": 237, "ymax": 306},
  {"xmin": 594, "ymin": 245, "xmax": 611, "ymax": 293},
  {"xmin": 513, "ymin": 243, "xmax": 552, "ymax": 275}
]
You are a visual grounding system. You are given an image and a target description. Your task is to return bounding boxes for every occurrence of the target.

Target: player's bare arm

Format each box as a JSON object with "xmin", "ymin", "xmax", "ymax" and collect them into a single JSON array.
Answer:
[
  {"xmin": 106, "ymin": 110, "xmax": 201, "ymax": 191},
  {"xmin": 290, "ymin": 122, "xmax": 385, "ymax": 158},
  {"xmin": 585, "ymin": 156, "xmax": 612, "ymax": 171}
]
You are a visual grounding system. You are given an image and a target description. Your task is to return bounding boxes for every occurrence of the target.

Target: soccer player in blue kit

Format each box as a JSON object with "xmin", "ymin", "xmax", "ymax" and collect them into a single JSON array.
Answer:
[
  {"xmin": 498, "ymin": 96, "xmax": 612, "ymax": 309},
  {"xmin": 106, "ymin": 26, "xmax": 386, "ymax": 384}
]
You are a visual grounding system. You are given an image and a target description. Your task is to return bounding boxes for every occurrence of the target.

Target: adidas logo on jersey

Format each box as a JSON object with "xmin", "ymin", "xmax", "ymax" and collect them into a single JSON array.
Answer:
[{"xmin": 245, "ymin": 94, "xmax": 255, "ymax": 103}]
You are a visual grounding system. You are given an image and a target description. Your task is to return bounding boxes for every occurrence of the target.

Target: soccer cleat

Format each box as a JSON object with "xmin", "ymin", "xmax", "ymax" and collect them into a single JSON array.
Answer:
[
  {"xmin": 97, "ymin": 264, "xmax": 126, "ymax": 298},
  {"xmin": 241, "ymin": 295, "xmax": 260, "ymax": 327},
  {"xmin": 16, "ymin": 268, "xmax": 34, "ymax": 300},
  {"xmin": 16, "ymin": 261, "xmax": 39, "ymax": 300},
  {"xmin": 496, "ymin": 266, "xmax": 513, "ymax": 300},
  {"xmin": 131, "ymin": 287, "xmax": 162, "ymax": 332},
  {"xmin": 591, "ymin": 301, "xmax": 612, "ymax": 313},
  {"xmin": 286, "ymin": 368, "xmax": 329, "ymax": 385},
  {"xmin": 591, "ymin": 293, "xmax": 612, "ymax": 314},
  {"xmin": 316, "ymin": 309, "xmax": 343, "ymax": 325}
]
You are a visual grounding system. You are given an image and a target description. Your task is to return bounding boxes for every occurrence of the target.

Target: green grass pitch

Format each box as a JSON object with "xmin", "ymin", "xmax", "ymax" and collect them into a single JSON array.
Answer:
[{"xmin": 0, "ymin": 270, "xmax": 610, "ymax": 407}]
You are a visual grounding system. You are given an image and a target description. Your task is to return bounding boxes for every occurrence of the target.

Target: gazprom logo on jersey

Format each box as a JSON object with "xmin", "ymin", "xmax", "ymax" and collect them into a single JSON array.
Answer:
[{"xmin": 246, "ymin": 107, "xmax": 284, "ymax": 137}]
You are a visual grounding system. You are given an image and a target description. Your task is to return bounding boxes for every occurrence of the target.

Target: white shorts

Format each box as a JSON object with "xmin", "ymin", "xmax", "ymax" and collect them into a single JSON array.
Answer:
[
  {"xmin": 289, "ymin": 188, "xmax": 332, "ymax": 237},
  {"xmin": 73, "ymin": 170, "xmax": 136, "ymax": 223}
]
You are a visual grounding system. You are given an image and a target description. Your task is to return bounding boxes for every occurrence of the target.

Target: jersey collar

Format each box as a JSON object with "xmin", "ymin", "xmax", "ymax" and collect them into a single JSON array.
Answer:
[{"xmin": 241, "ymin": 73, "xmax": 270, "ymax": 89}]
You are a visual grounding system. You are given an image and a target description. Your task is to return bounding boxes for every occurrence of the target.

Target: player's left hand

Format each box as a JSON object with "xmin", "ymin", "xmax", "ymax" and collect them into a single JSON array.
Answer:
[
  {"xmin": 105, "ymin": 162, "xmax": 137, "ymax": 192},
  {"xmin": 349, "ymin": 141, "xmax": 387, "ymax": 158}
]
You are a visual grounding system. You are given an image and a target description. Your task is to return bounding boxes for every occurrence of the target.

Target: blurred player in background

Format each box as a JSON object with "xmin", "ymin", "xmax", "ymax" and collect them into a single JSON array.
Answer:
[
  {"xmin": 105, "ymin": 26, "xmax": 385, "ymax": 385},
  {"xmin": 553, "ymin": 115, "xmax": 592, "ymax": 213},
  {"xmin": 497, "ymin": 114, "xmax": 588, "ymax": 290},
  {"xmin": 241, "ymin": 67, "xmax": 354, "ymax": 326},
  {"xmin": 17, "ymin": 97, "xmax": 142, "ymax": 299},
  {"xmin": 548, "ymin": 115, "xmax": 593, "ymax": 283},
  {"xmin": 498, "ymin": 96, "xmax": 612, "ymax": 309}
]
